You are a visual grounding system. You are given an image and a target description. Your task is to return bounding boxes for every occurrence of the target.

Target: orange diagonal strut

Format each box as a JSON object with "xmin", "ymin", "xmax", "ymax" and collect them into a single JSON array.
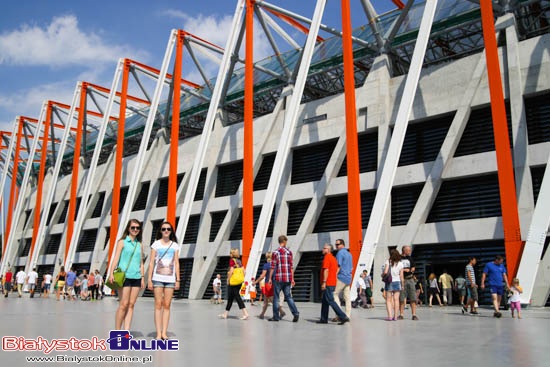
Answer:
[{"xmin": 480, "ymin": 0, "xmax": 523, "ymax": 278}]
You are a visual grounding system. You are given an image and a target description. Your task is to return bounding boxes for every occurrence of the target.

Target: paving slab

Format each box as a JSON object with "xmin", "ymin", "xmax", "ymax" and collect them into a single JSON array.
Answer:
[{"xmin": 1, "ymin": 296, "xmax": 548, "ymax": 367}]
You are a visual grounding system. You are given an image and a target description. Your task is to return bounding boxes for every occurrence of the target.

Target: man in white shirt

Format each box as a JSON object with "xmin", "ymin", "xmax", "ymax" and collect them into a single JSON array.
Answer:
[
  {"xmin": 26, "ymin": 268, "xmax": 39, "ymax": 298},
  {"xmin": 15, "ymin": 269, "xmax": 26, "ymax": 298},
  {"xmin": 212, "ymin": 274, "xmax": 222, "ymax": 304},
  {"xmin": 42, "ymin": 273, "xmax": 53, "ymax": 298}
]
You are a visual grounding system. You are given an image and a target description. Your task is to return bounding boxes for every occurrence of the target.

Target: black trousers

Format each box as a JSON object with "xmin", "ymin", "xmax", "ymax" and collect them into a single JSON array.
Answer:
[{"xmin": 226, "ymin": 284, "xmax": 246, "ymax": 311}]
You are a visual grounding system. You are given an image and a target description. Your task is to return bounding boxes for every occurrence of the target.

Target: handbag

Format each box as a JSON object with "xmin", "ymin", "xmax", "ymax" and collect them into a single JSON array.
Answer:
[
  {"xmin": 263, "ymin": 282, "xmax": 274, "ymax": 297},
  {"xmin": 229, "ymin": 259, "xmax": 245, "ymax": 286},
  {"xmin": 106, "ymin": 240, "xmax": 139, "ymax": 290},
  {"xmin": 382, "ymin": 272, "xmax": 392, "ymax": 284}
]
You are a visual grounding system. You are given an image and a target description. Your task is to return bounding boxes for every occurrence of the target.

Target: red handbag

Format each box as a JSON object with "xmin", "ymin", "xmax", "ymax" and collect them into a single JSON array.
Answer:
[{"xmin": 263, "ymin": 282, "xmax": 274, "ymax": 297}]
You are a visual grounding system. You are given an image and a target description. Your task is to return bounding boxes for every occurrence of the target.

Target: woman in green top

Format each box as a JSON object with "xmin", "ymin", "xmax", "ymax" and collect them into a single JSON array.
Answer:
[{"xmin": 109, "ymin": 219, "xmax": 145, "ymax": 330}]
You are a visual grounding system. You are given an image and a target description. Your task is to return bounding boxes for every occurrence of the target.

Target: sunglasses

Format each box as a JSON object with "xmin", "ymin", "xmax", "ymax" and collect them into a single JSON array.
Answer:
[
  {"xmin": 130, "ymin": 226, "xmax": 141, "ymax": 231},
  {"xmin": 161, "ymin": 228, "xmax": 172, "ymax": 232}
]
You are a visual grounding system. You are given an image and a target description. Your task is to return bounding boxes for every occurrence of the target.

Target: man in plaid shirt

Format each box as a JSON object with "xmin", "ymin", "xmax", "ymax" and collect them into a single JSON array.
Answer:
[{"xmin": 268, "ymin": 235, "xmax": 299, "ymax": 322}]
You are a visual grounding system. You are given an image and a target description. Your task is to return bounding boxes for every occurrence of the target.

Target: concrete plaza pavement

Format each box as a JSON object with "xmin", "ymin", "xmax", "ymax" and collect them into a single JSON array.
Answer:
[{"xmin": 1, "ymin": 295, "xmax": 548, "ymax": 367}]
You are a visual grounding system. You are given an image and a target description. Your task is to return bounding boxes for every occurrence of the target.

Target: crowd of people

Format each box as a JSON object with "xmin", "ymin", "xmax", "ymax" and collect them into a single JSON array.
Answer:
[
  {"xmin": 1, "ymin": 265, "xmax": 104, "ymax": 301},
  {"xmin": 2, "ymin": 223, "xmax": 525, "ymax": 334}
]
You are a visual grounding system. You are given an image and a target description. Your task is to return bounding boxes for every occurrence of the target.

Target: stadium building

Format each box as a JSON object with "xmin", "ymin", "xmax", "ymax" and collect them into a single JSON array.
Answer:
[{"xmin": 1, "ymin": 0, "xmax": 549, "ymax": 305}]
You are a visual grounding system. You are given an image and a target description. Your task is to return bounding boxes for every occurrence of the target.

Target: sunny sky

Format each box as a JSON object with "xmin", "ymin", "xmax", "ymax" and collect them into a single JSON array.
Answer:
[{"xmin": 0, "ymin": 0, "xmax": 397, "ymax": 133}]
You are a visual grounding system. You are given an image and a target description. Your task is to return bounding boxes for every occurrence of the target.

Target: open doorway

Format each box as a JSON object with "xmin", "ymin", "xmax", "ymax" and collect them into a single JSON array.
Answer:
[{"xmin": 423, "ymin": 261, "xmax": 467, "ymax": 305}]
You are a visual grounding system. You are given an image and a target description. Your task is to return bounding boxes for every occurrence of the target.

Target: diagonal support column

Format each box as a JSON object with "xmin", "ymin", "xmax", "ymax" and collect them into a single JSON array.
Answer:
[
  {"xmin": 2, "ymin": 118, "xmax": 23, "ymax": 255},
  {"xmin": 244, "ymin": 0, "xmax": 327, "ymax": 281},
  {"xmin": 65, "ymin": 62, "xmax": 124, "ymax": 270},
  {"xmin": 480, "ymin": 0, "xmax": 523, "ymax": 278},
  {"xmin": 28, "ymin": 84, "xmax": 80, "ymax": 270},
  {"xmin": 351, "ymin": 0, "xmax": 438, "ymax": 297},
  {"xmin": 341, "ymin": 0, "xmax": 363, "ymax": 273},
  {"xmin": 64, "ymin": 84, "xmax": 88, "ymax": 264},
  {"xmin": 175, "ymin": 0, "xmax": 247, "ymax": 243},
  {"xmin": 0, "ymin": 103, "xmax": 47, "ymax": 275},
  {"xmin": 28, "ymin": 103, "xmax": 53, "ymax": 268},
  {"xmin": 0, "ymin": 118, "xmax": 19, "ymax": 246},
  {"xmin": 516, "ymin": 152, "xmax": 550, "ymax": 305},
  {"xmin": 167, "ymin": 31, "xmax": 185, "ymax": 225},
  {"xmin": 242, "ymin": 0, "xmax": 255, "ymax": 267}
]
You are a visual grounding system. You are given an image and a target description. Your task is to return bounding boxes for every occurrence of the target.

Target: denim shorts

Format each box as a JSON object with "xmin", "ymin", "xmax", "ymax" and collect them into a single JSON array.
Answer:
[
  {"xmin": 152, "ymin": 280, "xmax": 175, "ymax": 289},
  {"xmin": 489, "ymin": 285, "xmax": 504, "ymax": 296},
  {"xmin": 385, "ymin": 281, "xmax": 402, "ymax": 292}
]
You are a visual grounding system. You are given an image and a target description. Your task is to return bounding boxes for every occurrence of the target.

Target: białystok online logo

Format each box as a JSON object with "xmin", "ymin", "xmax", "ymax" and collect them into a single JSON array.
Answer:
[{"xmin": 2, "ymin": 331, "xmax": 179, "ymax": 354}]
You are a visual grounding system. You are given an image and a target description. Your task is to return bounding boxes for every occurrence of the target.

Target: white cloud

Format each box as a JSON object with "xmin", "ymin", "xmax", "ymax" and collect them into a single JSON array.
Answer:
[
  {"xmin": 159, "ymin": 9, "xmax": 273, "ymax": 82},
  {"xmin": 0, "ymin": 15, "xmax": 149, "ymax": 67},
  {"xmin": 0, "ymin": 80, "xmax": 77, "ymax": 129}
]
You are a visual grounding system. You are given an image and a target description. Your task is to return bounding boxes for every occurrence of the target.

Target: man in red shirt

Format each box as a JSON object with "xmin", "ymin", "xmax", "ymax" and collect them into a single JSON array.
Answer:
[
  {"xmin": 4, "ymin": 268, "xmax": 13, "ymax": 297},
  {"xmin": 317, "ymin": 244, "xmax": 350, "ymax": 325}
]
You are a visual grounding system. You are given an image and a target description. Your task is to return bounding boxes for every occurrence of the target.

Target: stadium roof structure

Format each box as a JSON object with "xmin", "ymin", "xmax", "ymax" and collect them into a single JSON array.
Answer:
[{"xmin": 3, "ymin": 0, "xmax": 548, "ymax": 177}]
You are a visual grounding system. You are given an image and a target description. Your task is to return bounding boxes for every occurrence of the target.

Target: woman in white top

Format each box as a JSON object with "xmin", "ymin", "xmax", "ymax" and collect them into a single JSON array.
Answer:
[
  {"xmin": 382, "ymin": 249, "xmax": 404, "ymax": 321},
  {"xmin": 147, "ymin": 221, "xmax": 181, "ymax": 340}
]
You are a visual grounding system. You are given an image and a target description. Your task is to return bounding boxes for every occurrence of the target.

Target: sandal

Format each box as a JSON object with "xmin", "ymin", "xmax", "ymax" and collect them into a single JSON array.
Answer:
[
  {"xmin": 240, "ymin": 315, "xmax": 249, "ymax": 320},
  {"xmin": 218, "ymin": 314, "xmax": 227, "ymax": 319}
]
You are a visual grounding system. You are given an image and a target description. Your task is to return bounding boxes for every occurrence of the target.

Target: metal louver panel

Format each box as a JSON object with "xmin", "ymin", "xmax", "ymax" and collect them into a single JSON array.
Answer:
[
  {"xmin": 338, "ymin": 131, "xmax": 378, "ymax": 176},
  {"xmin": 531, "ymin": 165, "xmax": 546, "ymax": 203},
  {"xmin": 215, "ymin": 161, "xmax": 243, "ymax": 197},
  {"xmin": 427, "ymin": 174, "xmax": 501, "ymax": 222},
  {"xmin": 58, "ymin": 201, "xmax": 69, "ymax": 224},
  {"xmin": 313, "ymin": 191, "xmax": 375, "ymax": 233},
  {"xmin": 287, "ymin": 199, "xmax": 311, "ymax": 235},
  {"xmin": 292, "ymin": 140, "xmax": 337, "ymax": 184},
  {"xmin": 20, "ymin": 238, "xmax": 32, "ymax": 256},
  {"xmin": 253, "ymin": 153, "xmax": 275, "ymax": 191},
  {"xmin": 392, "ymin": 184, "xmax": 424, "ymax": 225},
  {"xmin": 46, "ymin": 202, "xmax": 57, "ymax": 225},
  {"xmin": 398, "ymin": 114, "xmax": 454, "ymax": 166},
  {"xmin": 183, "ymin": 215, "xmax": 201, "ymax": 244},
  {"xmin": 45, "ymin": 234, "xmax": 62, "ymax": 254},
  {"xmin": 118, "ymin": 187, "xmax": 129, "ymax": 214},
  {"xmin": 91, "ymin": 193, "xmax": 105, "ymax": 218},
  {"xmin": 156, "ymin": 174, "xmax": 185, "ymax": 207},
  {"xmin": 293, "ymin": 252, "xmax": 323, "ymax": 302},
  {"xmin": 209, "ymin": 211, "xmax": 227, "ymax": 242},
  {"xmin": 132, "ymin": 182, "xmax": 150, "ymax": 211},
  {"xmin": 229, "ymin": 206, "xmax": 275, "ymax": 241},
  {"xmin": 525, "ymin": 93, "xmax": 550, "ymax": 144},
  {"xmin": 76, "ymin": 229, "xmax": 98, "ymax": 252},
  {"xmin": 194, "ymin": 169, "xmax": 208, "ymax": 201},
  {"xmin": 454, "ymin": 104, "xmax": 512, "ymax": 157}
]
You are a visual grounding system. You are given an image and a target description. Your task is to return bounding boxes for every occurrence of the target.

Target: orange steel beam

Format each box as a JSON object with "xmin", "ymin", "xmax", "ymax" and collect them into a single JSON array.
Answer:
[
  {"xmin": 242, "ymin": 0, "xmax": 255, "ymax": 267},
  {"xmin": 480, "ymin": 0, "xmax": 523, "ymax": 278},
  {"xmin": 106, "ymin": 59, "xmax": 131, "ymax": 274},
  {"xmin": 85, "ymin": 82, "xmax": 151, "ymax": 106},
  {"xmin": 127, "ymin": 58, "xmax": 201, "ymax": 90},
  {"xmin": 4, "ymin": 120, "xmax": 24, "ymax": 254},
  {"xmin": 63, "ymin": 83, "xmax": 88, "ymax": 264},
  {"xmin": 392, "ymin": 0, "xmax": 405, "ymax": 9},
  {"xmin": 166, "ymin": 32, "xmax": 185, "ymax": 225},
  {"xmin": 341, "ymin": 0, "xmax": 363, "ymax": 274},
  {"xmin": 28, "ymin": 104, "xmax": 53, "ymax": 265},
  {"xmin": 264, "ymin": 8, "xmax": 325, "ymax": 42},
  {"xmin": 181, "ymin": 31, "xmax": 225, "ymax": 53}
]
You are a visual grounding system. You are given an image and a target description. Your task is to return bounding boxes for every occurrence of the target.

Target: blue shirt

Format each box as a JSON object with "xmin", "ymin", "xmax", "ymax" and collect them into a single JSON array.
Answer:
[
  {"xmin": 483, "ymin": 262, "xmax": 506, "ymax": 287},
  {"xmin": 336, "ymin": 248, "xmax": 352, "ymax": 284},
  {"xmin": 66, "ymin": 271, "xmax": 77, "ymax": 286},
  {"xmin": 118, "ymin": 236, "xmax": 142, "ymax": 280}
]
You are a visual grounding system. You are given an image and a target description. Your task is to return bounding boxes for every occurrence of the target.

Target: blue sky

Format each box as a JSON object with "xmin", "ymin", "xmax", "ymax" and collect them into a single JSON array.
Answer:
[{"xmin": 0, "ymin": 0, "xmax": 396, "ymax": 133}]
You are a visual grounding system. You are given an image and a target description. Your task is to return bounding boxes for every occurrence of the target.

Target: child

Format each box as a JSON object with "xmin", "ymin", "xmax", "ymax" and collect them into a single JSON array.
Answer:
[
  {"xmin": 80, "ymin": 274, "xmax": 89, "ymax": 301},
  {"xmin": 240, "ymin": 282, "xmax": 248, "ymax": 302},
  {"xmin": 248, "ymin": 278, "xmax": 257, "ymax": 306},
  {"xmin": 509, "ymin": 278, "xmax": 523, "ymax": 319}
]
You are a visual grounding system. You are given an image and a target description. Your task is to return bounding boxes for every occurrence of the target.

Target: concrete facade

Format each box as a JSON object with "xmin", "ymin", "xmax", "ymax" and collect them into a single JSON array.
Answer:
[{"xmin": 8, "ymin": 27, "xmax": 550, "ymax": 303}]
